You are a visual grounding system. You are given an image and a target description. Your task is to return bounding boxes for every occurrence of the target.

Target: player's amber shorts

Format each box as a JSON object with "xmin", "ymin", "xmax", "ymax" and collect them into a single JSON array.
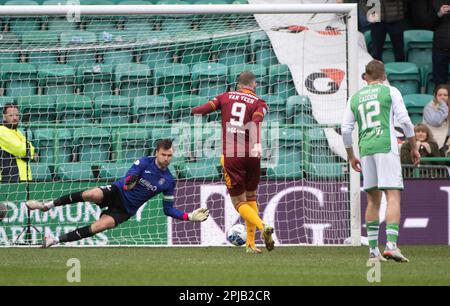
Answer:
[{"xmin": 221, "ymin": 155, "xmax": 261, "ymax": 197}]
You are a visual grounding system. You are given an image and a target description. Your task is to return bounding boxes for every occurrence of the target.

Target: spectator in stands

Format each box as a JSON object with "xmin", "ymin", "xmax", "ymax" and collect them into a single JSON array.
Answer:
[
  {"xmin": 431, "ymin": 1, "xmax": 450, "ymax": 87},
  {"xmin": 401, "ymin": 123, "xmax": 442, "ymax": 165},
  {"xmin": 336, "ymin": 0, "xmax": 371, "ymax": 32},
  {"xmin": 361, "ymin": 0, "xmax": 407, "ymax": 62},
  {"xmin": 0, "ymin": 103, "xmax": 35, "ymax": 183},
  {"xmin": 423, "ymin": 84, "xmax": 449, "ymax": 148},
  {"xmin": 408, "ymin": 0, "xmax": 436, "ymax": 29}
]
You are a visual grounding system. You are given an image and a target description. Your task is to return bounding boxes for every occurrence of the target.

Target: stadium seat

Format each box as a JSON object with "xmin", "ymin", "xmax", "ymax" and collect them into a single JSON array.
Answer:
[
  {"xmin": 114, "ymin": 63, "xmax": 152, "ymax": 97},
  {"xmin": 156, "ymin": 0, "xmax": 189, "ymax": 5},
  {"xmin": 269, "ymin": 64, "xmax": 296, "ymax": 99},
  {"xmin": 32, "ymin": 128, "xmax": 56, "ymax": 164},
  {"xmin": 37, "ymin": 64, "xmax": 77, "ymax": 95},
  {"xmin": 119, "ymin": 0, "xmax": 153, "ymax": 4},
  {"xmin": 65, "ymin": 49, "xmax": 98, "ymax": 66},
  {"xmin": 102, "ymin": 49, "xmax": 134, "ymax": 65},
  {"xmin": 77, "ymin": 64, "xmax": 114, "ymax": 98},
  {"xmin": 60, "ymin": 30, "xmax": 97, "ymax": 46},
  {"xmin": 0, "ymin": 33, "xmax": 20, "ymax": 45},
  {"xmin": 151, "ymin": 127, "xmax": 190, "ymax": 164},
  {"xmin": 177, "ymin": 31, "xmax": 212, "ymax": 66},
  {"xmin": 56, "ymin": 94, "xmax": 94, "ymax": 124},
  {"xmin": 228, "ymin": 64, "xmax": 268, "ymax": 95},
  {"xmin": 55, "ymin": 128, "xmax": 74, "ymax": 163},
  {"xmin": 212, "ymin": 33, "xmax": 250, "ymax": 66},
  {"xmin": 0, "ymin": 96, "xmax": 14, "ymax": 109},
  {"xmin": 115, "ymin": 128, "xmax": 151, "ymax": 163},
  {"xmin": 123, "ymin": 18, "xmax": 155, "ymax": 35},
  {"xmin": 181, "ymin": 161, "xmax": 220, "ymax": 180},
  {"xmin": 45, "ymin": 17, "xmax": 79, "ymax": 32},
  {"xmin": 286, "ymin": 95, "xmax": 311, "ymax": 123},
  {"xmin": 385, "ymin": 62, "xmax": 420, "ymax": 95},
  {"xmin": 133, "ymin": 95, "xmax": 171, "ymax": 125},
  {"xmin": 191, "ymin": 62, "xmax": 228, "ymax": 98},
  {"xmin": 80, "ymin": 0, "xmax": 115, "ymax": 5},
  {"xmin": 153, "ymin": 63, "xmax": 191, "ymax": 100},
  {"xmin": 194, "ymin": 0, "xmax": 229, "ymax": 4},
  {"xmin": 73, "ymin": 127, "xmax": 111, "ymax": 163},
  {"xmin": 57, "ymin": 163, "xmax": 94, "ymax": 181},
  {"xmin": 0, "ymin": 52, "xmax": 20, "ymax": 64},
  {"xmin": 275, "ymin": 127, "xmax": 303, "ymax": 165},
  {"xmin": 160, "ymin": 17, "xmax": 192, "ymax": 32},
  {"xmin": 17, "ymin": 95, "xmax": 56, "ymax": 123},
  {"xmin": 0, "ymin": 63, "xmax": 38, "ymax": 98},
  {"xmin": 172, "ymin": 94, "xmax": 208, "ymax": 124},
  {"xmin": 94, "ymin": 95, "xmax": 131, "ymax": 124},
  {"xmin": 403, "ymin": 93, "xmax": 433, "ymax": 125},
  {"xmin": 96, "ymin": 29, "xmax": 135, "ymax": 43},
  {"xmin": 98, "ymin": 163, "xmax": 131, "ymax": 180},
  {"xmin": 22, "ymin": 32, "xmax": 60, "ymax": 64},
  {"xmin": 84, "ymin": 19, "xmax": 118, "ymax": 34},
  {"xmin": 260, "ymin": 94, "xmax": 286, "ymax": 123},
  {"xmin": 4, "ymin": 0, "xmax": 41, "ymax": 35},
  {"xmin": 267, "ymin": 163, "xmax": 303, "ymax": 179},
  {"xmin": 381, "ymin": 34, "xmax": 395, "ymax": 64},
  {"xmin": 250, "ymin": 32, "xmax": 279, "ymax": 67},
  {"xmin": 30, "ymin": 162, "xmax": 52, "ymax": 181},
  {"xmin": 139, "ymin": 46, "xmax": 174, "ymax": 69},
  {"xmin": 404, "ymin": 30, "xmax": 433, "ymax": 67}
]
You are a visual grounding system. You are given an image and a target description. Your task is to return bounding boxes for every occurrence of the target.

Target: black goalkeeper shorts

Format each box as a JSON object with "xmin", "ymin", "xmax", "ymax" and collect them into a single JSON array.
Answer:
[{"xmin": 98, "ymin": 185, "xmax": 131, "ymax": 227}]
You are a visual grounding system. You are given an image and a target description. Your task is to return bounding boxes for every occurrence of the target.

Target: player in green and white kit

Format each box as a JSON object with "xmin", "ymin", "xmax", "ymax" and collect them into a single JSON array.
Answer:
[{"xmin": 342, "ymin": 60, "xmax": 420, "ymax": 263}]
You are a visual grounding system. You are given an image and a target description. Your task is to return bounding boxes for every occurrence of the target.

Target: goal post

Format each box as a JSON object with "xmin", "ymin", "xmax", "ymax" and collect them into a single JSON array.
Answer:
[{"xmin": 0, "ymin": 3, "xmax": 361, "ymax": 247}]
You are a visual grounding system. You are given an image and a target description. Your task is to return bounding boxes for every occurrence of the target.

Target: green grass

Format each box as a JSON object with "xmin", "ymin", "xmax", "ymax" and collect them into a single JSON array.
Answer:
[{"xmin": 0, "ymin": 246, "xmax": 449, "ymax": 285}]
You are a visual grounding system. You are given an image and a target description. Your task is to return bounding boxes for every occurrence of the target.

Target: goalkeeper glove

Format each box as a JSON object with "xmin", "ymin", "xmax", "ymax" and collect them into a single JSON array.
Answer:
[
  {"xmin": 188, "ymin": 208, "xmax": 209, "ymax": 222},
  {"xmin": 123, "ymin": 175, "xmax": 139, "ymax": 190}
]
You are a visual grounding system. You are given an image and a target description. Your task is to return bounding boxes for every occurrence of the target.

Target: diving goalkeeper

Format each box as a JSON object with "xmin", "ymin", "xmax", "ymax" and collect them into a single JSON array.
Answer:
[{"xmin": 26, "ymin": 139, "xmax": 209, "ymax": 248}]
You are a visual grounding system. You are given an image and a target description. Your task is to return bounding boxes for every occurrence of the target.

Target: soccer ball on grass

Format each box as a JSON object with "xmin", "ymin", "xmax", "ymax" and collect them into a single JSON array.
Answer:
[{"xmin": 227, "ymin": 224, "xmax": 247, "ymax": 246}]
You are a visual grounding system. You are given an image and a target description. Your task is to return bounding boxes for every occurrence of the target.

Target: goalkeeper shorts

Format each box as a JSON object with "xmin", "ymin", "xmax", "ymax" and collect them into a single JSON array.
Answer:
[{"xmin": 98, "ymin": 185, "xmax": 132, "ymax": 226}]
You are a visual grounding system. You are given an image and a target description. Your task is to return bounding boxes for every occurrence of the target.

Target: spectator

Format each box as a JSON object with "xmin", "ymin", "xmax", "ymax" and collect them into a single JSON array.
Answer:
[
  {"xmin": 361, "ymin": 0, "xmax": 407, "ymax": 62},
  {"xmin": 431, "ymin": 1, "xmax": 450, "ymax": 87},
  {"xmin": 336, "ymin": 0, "xmax": 371, "ymax": 32},
  {"xmin": 0, "ymin": 103, "xmax": 35, "ymax": 183},
  {"xmin": 408, "ymin": 0, "xmax": 436, "ymax": 29},
  {"xmin": 423, "ymin": 84, "xmax": 449, "ymax": 148},
  {"xmin": 401, "ymin": 123, "xmax": 442, "ymax": 165}
]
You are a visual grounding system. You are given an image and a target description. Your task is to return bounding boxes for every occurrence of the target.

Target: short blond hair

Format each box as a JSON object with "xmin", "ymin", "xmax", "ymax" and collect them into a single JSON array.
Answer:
[
  {"xmin": 365, "ymin": 60, "xmax": 386, "ymax": 81},
  {"xmin": 237, "ymin": 71, "xmax": 256, "ymax": 87}
]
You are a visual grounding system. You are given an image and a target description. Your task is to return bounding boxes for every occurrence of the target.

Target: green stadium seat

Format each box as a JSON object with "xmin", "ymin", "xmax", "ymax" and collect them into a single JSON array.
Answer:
[
  {"xmin": 60, "ymin": 30, "xmax": 97, "ymax": 46},
  {"xmin": 193, "ymin": 122, "xmax": 221, "ymax": 163},
  {"xmin": 153, "ymin": 63, "xmax": 191, "ymax": 100},
  {"xmin": 114, "ymin": 63, "xmax": 152, "ymax": 97},
  {"xmin": 6, "ymin": 9, "xmax": 41, "ymax": 34},
  {"xmin": 38, "ymin": 64, "xmax": 77, "ymax": 95},
  {"xmin": 404, "ymin": 30, "xmax": 433, "ymax": 67},
  {"xmin": 403, "ymin": 93, "xmax": 433, "ymax": 125},
  {"xmin": 22, "ymin": 32, "xmax": 60, "ymax": 64},
  {"xmin": 94, "ymin": 95, "xmax": 131, "ymax": 124},
  {"xmin": 57, "ymin": 163, "xmax": 94, "ymax": 181},
  {"xmin": 269, "ymin": 64, "xmax": 296, "ymax": 100},
  {"xmin": 46, "ymin": 17, "xmax": 79, "ymax": 32},
  {"xmin": 55, "ymin": 129, "xmax": 74, "ymax": 163},
  {"xmin": 123, "ymin": 19, "xmax": 155, "ymax": 35},
  {"xmin": 96, "ymin": 29, "xmax": 135, "ymax": 43},
  {"xmin": 177, "ymin": 32, "xmax": 212, "ymax": 66},
  {"xmin": 119, "ymin": 0, "xmax": 153, "ymax": 4},
  {"xmin": 85, "ymin": 19, "xmax": 118, "ymax": 34},
  {"xmin": 228, "ymin": 64, "xmax": 268, "ymax": 95},
  {"xmin": 28, "ymin": 51, "xmax": 60, "ymax": 65},
  {"xmin": 267, "ymin": 162, "xmax": 303, "ymax": 179},
  {"xmin": 152, "ymin": 127, "xmax": 190, "ymax": 164},
  {"xmin": 56, "ymin": 94, "xmax": 94, "ymax": 124},
  {"xmin": 191, "ymin": 62, "xmax": 228, "ymax": 98},
  {"xmin": 98, "ymin": 163, "xmax": 131, "ymax": 180},
  {"xmin": 115, "ymin": 128, "xmax": 151, "ymax": 163},
  {"xmin": 194, "ymin": 0, "xmax": 229, "ymax": 4},
  {"xmin": 160, "ymin": 17, "xmax": 192, "ymax": 32},
  {"xmin": 0, "ymin": 63, "xmax": 38, "ymax": 98},
  {"xmin": 381, "ymin": 34, "xmax": 395, "ymax": 64},
  {"xmin": 286, "ymin": 95, "xmax": 311, "ymax": 123},
  {"xmin": 181, "ymin": 161, "xmax": 220, "ymax": 180},
  {"xmin": 17, "ymin": 95, "xmax": 56, "ymax": 123},
  {"xmin": 139, "ymin": 46, "xmax": 174, "ymax": 69},
  {"xmin": 32, "ymin": 128, "xmax": 56, "ymax": 164},
  {"xmin": 385, "ymin": 62, "xmax": 420, "ymax": 96},
  {"xmin": 294, "ymin": 113, "xmax": 316, "ymax": 126},
  {"xmin": 102, "ymin": 49, "xmax": 134, "ymax": 64},
  {"xmin": 80, "ymin": 0, "xmax": 115, "ymax": 4},
  {"xmin": 260, "ymin": 94, "xmax": 286, "ymax": 122},
  {"xmin": 250, "ymin": 32, "xmax": 279, "ymax": 67},
  {"xmin": 77, "ymin": 64, "xmax": 114, "ymax": 98},
  {"xmin": 156, "ymin": 0, "xmax": 188, "ymax": 4},
  {"xmin": 0, "ymin": 96, "xmax": 14, "ymax": 109},
  {"xmin": 4, "ymin": 0, "xmax": 39, "ymax": 4},
  {"xmin": 213, "ymin": 33, "xmax": 250, "ymax": 66},
  {"xmin": 65, "ymin": 49, "xmax": 98, "ymax": 66},
  {"xmin": 0, "ymin": 33, "xmax": 20, "ymax": 45},
  {"xmin": 276, "ymin": 127, "xmax": 303, "ymax": 165},
  {"xmin": 30, "ymin": 162, "xmax": 52, "ymax": 181},
  {"xmin": 364, "ymin": 30, "xmax": 371, "ymax": 50},
  {"xmin": 0, "ymin": 52, "xmax": 20, "ymax": 64},
  {"xmin": 133, "ymin": 95, "xmax": 171, "ymax": 125},
  {"xmin": 73, "ymin": 127, "xmax": 111, "ymax": 163},
  {"xmin": 172, "ymin": 94, "xmax": 208, "ymax": 124}
]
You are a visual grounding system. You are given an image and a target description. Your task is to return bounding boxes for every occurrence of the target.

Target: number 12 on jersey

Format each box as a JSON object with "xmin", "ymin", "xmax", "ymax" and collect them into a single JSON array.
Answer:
[{"xmin": 358, "ymin": 100, "xmax": 381, "ymax": 130}]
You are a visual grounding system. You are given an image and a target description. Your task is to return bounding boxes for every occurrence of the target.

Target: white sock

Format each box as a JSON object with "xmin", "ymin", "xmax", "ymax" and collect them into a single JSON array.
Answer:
[
  {"xmin": 370, "ymin": 247, "xmax": 380, "ymax": 256},
  {"xmin": 44, "ymin": 201, "xmax": 55, "ymax": 210},
  {"xmin": 386, "ymin": 241, "xmax": 397, "ymax": 250}
]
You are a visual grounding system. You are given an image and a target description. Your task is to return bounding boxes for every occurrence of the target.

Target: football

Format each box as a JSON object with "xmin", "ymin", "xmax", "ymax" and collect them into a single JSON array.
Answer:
[
  {"xmin": 0, "ymin": 203, "xmax": 7, "ymax": 222},
  {"xmin": 226, "ymin": 224, "xmax": 247, "ymax": 246}
]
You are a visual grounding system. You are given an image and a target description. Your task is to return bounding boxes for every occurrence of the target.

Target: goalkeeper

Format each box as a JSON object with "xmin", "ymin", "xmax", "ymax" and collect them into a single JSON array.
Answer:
[{"xmin": 26, "ymin": 139, "xmax": 209, "ymax": 248}]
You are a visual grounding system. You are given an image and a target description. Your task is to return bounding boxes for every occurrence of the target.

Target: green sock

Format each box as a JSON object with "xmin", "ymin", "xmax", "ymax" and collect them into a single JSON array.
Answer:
[
  {"xmin": 386, "ymin": 223, "xmax": 399, "ymax": 249},
  {"xmin": 366, "ymin": 220, "xmax": 380, "ymax": 250}
]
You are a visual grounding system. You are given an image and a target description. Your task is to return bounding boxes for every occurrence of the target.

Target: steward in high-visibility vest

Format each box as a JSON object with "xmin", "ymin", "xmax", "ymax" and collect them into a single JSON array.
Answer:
[{"xmin": 0, "ymin": 103, "xmax": 35, "ymax": 183}]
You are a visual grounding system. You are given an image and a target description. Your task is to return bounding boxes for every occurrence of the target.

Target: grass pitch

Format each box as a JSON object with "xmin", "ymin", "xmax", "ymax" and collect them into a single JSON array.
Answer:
[{"xmin": 0, "ymin": 246, "xmax": 449, "ymax": 286}]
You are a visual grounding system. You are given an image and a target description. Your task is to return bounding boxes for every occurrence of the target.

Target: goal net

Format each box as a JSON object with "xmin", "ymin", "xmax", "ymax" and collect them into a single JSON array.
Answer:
[{"xmin": 0, "ymin": 3, "xmax": 360, "ymax": 247}]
